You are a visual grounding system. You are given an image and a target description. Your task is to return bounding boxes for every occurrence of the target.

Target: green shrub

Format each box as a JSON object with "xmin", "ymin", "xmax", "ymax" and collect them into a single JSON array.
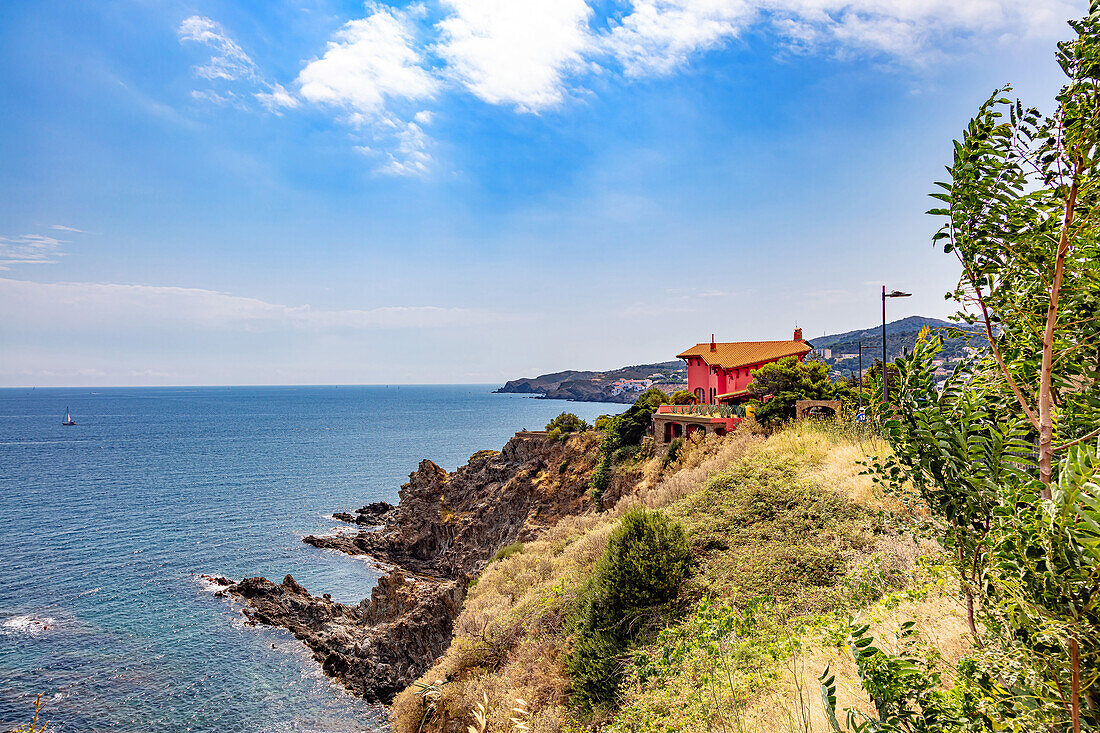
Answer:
[
  {"xmin": 546, "ymin": 412, "xmax": 591, "ymax": 438},
  {"xmin": 490, "ymin": 542, "xmax": 524, "ymax": 563},
  {"xmin": 602, "ymin": 388, "xmax": 667, "ymax": 451},
  {"xmin": 590, "ymin": 454, "xmax": 612, "ymax": 500},
  {"xmin": 663, "ymin": 437, "xmax": 684, "ymax": 467},
  {"xmin": 569, "ymin": 508, "xmax": 691, "ymax": 713},
  {"xmin": 590, "ymin": 389, "xmax": 668, "ymax": 503},
  {"xmin": 670, "ymin": 389, "xmax": 696, "ymax": 405}
]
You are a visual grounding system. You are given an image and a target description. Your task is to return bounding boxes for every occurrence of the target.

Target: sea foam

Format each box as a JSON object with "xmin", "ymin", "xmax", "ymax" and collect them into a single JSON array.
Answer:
[{"xmin": 1, "ymin": 614, "xmax": 57, "ymax": 636}]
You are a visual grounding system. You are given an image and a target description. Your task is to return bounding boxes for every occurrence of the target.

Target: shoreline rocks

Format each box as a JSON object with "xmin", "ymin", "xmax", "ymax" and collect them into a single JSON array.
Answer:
[
  {"xmin": 227, "ymin": 573, "xmax": 464, "ymax": 703},
  {"xmin": 222, "ymin": 430, "xmax": 602, "ymax": 704}
]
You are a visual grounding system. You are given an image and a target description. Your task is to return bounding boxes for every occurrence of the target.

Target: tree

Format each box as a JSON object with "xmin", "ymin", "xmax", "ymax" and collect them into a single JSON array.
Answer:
[
  {"xmin": 669, "ymin": 389, "xmax": 696, "ymax": 405},
  {"xmin": 591, "ymin": 388, "xmax": 668, "ymax": 498},
  {"xmin": 546, "ymin": 412, "xmax": 590, "ymax": 441},
  {"xmin": 747, "ymin": 356, "xmax": 846, "ymax": 425},
  {"xmin": 928, "ymin": 9, "xmax": 1100, "ymax": 492},
  {"xmin": 827, "ymin": 9, "xmax": 1100, "ymax": 732}
]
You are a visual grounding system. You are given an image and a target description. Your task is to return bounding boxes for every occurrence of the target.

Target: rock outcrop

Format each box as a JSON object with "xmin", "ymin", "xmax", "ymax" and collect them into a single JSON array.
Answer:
[
  {"xmin": 228, "ymin": 572, "xmax": 464, "ymax": 703},
  {"xmin": 333, "ymin": 501, "xmax": 397, "ymax": 527},
  {"xmin": 225, "ymin": 431, "xmax": 602, "ymax": 703}
]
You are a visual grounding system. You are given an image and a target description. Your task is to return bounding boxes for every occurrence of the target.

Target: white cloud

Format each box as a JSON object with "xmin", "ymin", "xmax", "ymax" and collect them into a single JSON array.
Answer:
[
  {"xmin": 178, "ymin": 15, "xmax": 258, "ymax": 82},
  {"xmin": 373, "ymin": 112, "xmax": 435, "ymax": 176},
  {"xmin": 601, "ymin": 0, "xmax": 1080, "ymax": 76},
  {"xmin": 435, "ymin": 0, "xmax": 593, "ymax": 111},
  {"xmin": 0, "ymin": 278, "xmax": 504, "ymax": 331},
  {"xmin": 0, "ymin": 234, "xmax": 66, "ymax": 270},
  {"xmin": 603, "ymin": 0, "xmax": 751, "ymax": 77},
  {"xmin": 174, "ymin": 1, "xmax": 1081, "ymax": 170},
  {"xmin": 178, "ymin": 15, "xmax": 302, "ymax": 114},
  {"xmin": 255, "ymin": 82, "xmax": 301, "ymax": 112},
  {"xmin": 49, "ymin": 225, "xmax": 83, "ymax": 233},
  {"xmin": 297, "ymin": 4, "xmax": 437, "ymax": 119}
]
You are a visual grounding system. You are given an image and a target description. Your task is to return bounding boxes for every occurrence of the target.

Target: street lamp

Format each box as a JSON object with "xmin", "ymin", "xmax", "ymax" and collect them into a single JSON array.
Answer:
[
  {"xmin": 857, "ymin": 339, "xmax": 875, "ymax": 410},
  {"xmin": 881, "ymin": 286, "xmax": 912, "ymax": 404}
]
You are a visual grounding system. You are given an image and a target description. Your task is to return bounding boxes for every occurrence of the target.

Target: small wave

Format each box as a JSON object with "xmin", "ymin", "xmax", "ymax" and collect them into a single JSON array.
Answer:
[
  {"xmin": 194, "ymin": 574, "xmax": 234, "ymax": 594},
  {"xmin": 2, "ymin": 614, "xmax": 57, "ymax": 636}
]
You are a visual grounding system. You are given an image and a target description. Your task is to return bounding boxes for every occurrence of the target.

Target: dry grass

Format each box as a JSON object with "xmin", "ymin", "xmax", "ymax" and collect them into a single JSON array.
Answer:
[
  {"xmin": 626, "ymin": 431, "xmax": 763, "ymax": 511},
  {"xmin": 392, "ymin": 512, "xmax": 619, "ymax": 733},
  {"xmin": 390, "ymin": 420, "xmax": 962, "ymax": 733},
  {"xmin": 738, "ymin": 593, "xmax": 973, "ymax": 733}
]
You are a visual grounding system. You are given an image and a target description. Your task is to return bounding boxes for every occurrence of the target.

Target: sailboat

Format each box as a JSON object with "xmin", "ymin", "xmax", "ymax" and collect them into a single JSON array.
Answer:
[{"xmin": 62, "ymin": 407, "xmax": 76, "ymax": 426}]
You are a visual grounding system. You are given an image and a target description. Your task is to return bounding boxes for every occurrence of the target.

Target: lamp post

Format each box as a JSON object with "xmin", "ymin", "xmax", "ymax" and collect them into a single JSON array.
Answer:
[
  {"xmin": 857, "ymin": 339, "xmax": 874, "ymax": 410},
  {"xmin": 881, "ymin": 286, "xmax": 912, "ymax": 404}
]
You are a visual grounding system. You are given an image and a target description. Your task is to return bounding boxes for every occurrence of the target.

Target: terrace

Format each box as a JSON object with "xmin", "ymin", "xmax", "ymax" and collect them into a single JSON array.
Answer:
[{"xmin": 652, "ymin": 403, "xmax": 746, "ymax": 446}]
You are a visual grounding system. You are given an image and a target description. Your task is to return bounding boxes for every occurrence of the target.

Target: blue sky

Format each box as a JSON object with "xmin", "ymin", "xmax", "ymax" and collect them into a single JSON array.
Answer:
[{"xmin": 0, "ymin": 0, "xmax": 1084, "ymax": 386}]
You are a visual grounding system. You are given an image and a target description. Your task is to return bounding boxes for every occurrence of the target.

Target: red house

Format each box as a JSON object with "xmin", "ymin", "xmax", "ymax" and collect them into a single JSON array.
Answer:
[{"xmin": 678, "ymin": 329, "xmax": 812, "ymax": 404}]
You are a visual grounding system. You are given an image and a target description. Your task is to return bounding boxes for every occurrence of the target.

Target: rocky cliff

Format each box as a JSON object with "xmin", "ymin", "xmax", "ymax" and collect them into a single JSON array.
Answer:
[{"xmin": 221, "ymin": 430, "xmax": 603, "ymax": 703}]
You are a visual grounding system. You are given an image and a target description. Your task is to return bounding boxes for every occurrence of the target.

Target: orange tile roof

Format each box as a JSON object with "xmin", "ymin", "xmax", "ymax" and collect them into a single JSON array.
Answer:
[{"xmin": 677, "ymin": 340, "xmax": 812, "ymax": 370}]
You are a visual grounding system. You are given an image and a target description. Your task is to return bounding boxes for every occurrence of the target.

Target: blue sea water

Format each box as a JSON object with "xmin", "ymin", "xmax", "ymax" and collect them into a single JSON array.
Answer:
[{"xmin": 0, "ymin": 386, "xmax": 624, "ymax": 732}]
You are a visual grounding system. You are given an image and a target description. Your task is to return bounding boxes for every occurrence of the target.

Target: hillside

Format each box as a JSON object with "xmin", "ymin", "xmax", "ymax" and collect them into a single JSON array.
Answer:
[
  {"xmin": 389, "ymin": 423, "xmax": 964, "ymax": 732},
  {"xmin": 494, "ymin": 361, "xmax": 687, "ymax": 403},
  {"xmin": 495, "ymin": 317, "xmax": 987, "ymax": 402},
  {"xmin": 808, "ymin": 315, "xmax": 986, "ymax": 375}
]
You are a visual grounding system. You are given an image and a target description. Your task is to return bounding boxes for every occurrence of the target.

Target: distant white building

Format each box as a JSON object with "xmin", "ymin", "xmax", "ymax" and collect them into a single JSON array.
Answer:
[{"xmin": 610, "ymin": 378, "xmax": 653, "ymax": 395}]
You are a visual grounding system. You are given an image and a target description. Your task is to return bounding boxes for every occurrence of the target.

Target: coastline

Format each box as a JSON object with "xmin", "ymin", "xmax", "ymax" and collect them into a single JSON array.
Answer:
[{"xmin": 214, "ymin": 428, "xmax": 606, "ymax": 705}]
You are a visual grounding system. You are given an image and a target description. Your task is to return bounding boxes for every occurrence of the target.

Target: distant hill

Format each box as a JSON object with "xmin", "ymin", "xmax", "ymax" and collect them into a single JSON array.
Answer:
[
  {"xmin": 495, "ymin": 316, "xmax": 987, "ymax": 403},
  {"xmin": 808, "ymin": 316, "xmax": 987, "ymax": 376},
  {"xmin": 494, "ymin": 361, "xmax": 687, "ymax": 403}
]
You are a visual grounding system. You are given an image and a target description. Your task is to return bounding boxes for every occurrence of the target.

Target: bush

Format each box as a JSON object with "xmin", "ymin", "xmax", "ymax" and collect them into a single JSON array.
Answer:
[
  {"xmin": 569, "ymin": 508, "xmax": 691, "ymax": 713},
  {"xmin": 663, "ymin": 437, "xmax": 684, "ymax": 467},
  {"xmin": 490, "ymin": 542, "xmax": 524, "ymax": 563},
  {"xmin": 670, "ymin": 390, "xmax": 696, "ymax": 405},
  {"xmin": 546, "ymin": 412, "xmax": 591, "ymax": 436},
  {"xmin": 590, "ymin": 455, "xmax": 612, "ymax": 500},
  {"xmin": 603, "ymin": 388, "xmax": 667, "ymax": 451},
  {"xmin": 591, "ymin": 390, "xmax": 668, "ymax": 501}
]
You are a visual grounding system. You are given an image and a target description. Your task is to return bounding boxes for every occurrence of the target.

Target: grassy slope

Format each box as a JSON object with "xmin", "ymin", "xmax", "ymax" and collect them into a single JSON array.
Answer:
[{"xmin": 391, "ymin": 424, "xmax": 970, "ymax": 733}]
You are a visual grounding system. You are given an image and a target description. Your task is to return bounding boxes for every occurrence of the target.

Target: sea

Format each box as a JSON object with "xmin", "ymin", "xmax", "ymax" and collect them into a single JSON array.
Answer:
[{"xmin": 0, "ymin": 386, "xmax": 624, "ymax": 732}]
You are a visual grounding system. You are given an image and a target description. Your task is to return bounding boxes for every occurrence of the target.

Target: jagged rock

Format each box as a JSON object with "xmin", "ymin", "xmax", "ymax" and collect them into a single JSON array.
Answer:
[
  {"xmin": 306, "ymin": 432, "xmax": 600, "ymax": 578},
  {"xmin": 226, "ymin": 431, "xmax": 601, "ymax": 703},
  {"xmin": 334, "ymin": 502, "xmax": 397, "ymax": 526},
  {"xmin": 228, "ymin": 572, "xmax": 464, "ymax": 703}
]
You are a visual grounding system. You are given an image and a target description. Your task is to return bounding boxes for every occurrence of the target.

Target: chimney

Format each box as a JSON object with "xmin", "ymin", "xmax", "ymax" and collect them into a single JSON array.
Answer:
[
  {"xmin": 710, "ymin": 334, "xmax": 716, "ymax": 352},
  {"xmin": 794, "ymin": 327, "xmax": 803, "ymax": 341}
]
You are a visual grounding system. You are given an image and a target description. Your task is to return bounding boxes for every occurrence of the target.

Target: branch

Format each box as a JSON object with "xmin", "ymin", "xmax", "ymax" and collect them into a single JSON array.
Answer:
[
  {"xmin": 958, "ymin": 252, "xmax": 1041, "ymax": 430},
  {"xmin": 1054, "ymin": 426, "xmax": 1100, "ymax": 453}
]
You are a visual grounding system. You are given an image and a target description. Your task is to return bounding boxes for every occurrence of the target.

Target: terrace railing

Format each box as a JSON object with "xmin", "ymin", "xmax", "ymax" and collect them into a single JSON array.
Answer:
[{"xmin": 659, "ymin": 404, "xmax": 746, "ymax": 418}]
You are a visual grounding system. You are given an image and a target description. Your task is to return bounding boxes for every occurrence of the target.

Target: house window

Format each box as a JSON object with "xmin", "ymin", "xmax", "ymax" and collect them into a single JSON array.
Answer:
[{"xmin": 710, "ymin": 387, "xmax": 716, "ymax": 403}]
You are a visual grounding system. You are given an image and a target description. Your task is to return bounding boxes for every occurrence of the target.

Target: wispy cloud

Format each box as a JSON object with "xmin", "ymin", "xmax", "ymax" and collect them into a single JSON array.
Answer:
[
  {"xmin": 254, "ymin": 82, "xmax": 300, "ymax": 113},
  {"xmin": 369, "ymin": 111, "xmax": 435, "ymax": 176},
  {"xmin": 0, "ymin": 234, "xmax": 66, "ymax": 270},
  {"xmin": 178, "ymin": 15, "xmax": 304, "ymax": 116},
  {"xmin": 0, "ymin": 278, "xmax": 508, "ymax": 331},
  {"xmin": 49, "ymin": 224, "xmax": 84, "ymax": 233},
  {"xmin": 178, "ymin": 15, "xmax": 259, "ymax": 82}
]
